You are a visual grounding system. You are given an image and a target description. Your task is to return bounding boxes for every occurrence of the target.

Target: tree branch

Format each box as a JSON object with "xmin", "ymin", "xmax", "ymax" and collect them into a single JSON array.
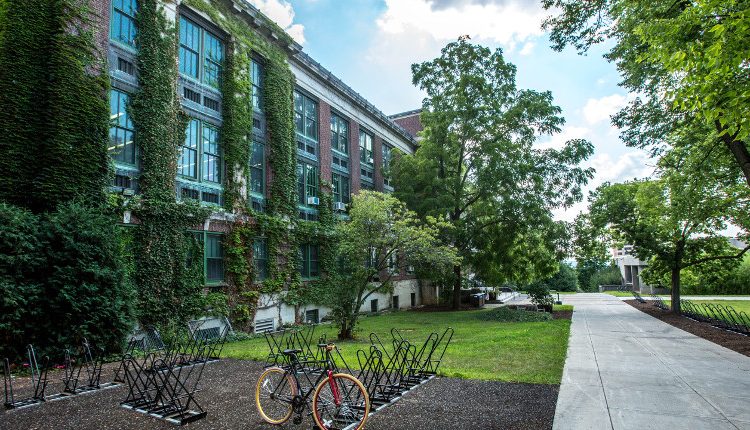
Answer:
[{"xmin": 682, "ymin": 245, "xmax": 750, "ymax": 269}]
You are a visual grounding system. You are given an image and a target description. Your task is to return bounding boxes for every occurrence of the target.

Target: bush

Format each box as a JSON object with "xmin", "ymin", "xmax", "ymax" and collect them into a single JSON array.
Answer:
[
  {"xmin": 0, "ymin": 203, "xmax": 134, "ymax": 361},
  {"xmin": 588, "ymin": 265, "xmax": 622, "ymax": 290},
  {"xmin": 477, "ymin": 307, "xmax": 552, "ymax": 322}
]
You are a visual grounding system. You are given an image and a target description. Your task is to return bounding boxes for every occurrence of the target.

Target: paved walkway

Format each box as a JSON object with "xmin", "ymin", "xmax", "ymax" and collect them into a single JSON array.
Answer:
[
  {"xmin": 553, "ymin": 293, "xmax": 750, "ymax": 430},
  {"xmin": 617, "ymin": 295, "xmax": 750, "ymax": 301}
]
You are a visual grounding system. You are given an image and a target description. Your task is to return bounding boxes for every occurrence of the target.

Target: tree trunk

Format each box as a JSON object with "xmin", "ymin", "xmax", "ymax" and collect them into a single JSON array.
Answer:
[
  {"xmin": 671, "ymin": 267, "xmax": 681, "ymax": 315},
  {"xmin": 452, "ymin": 265, "xmax": 461, "ymax": 310},
  {"xmin": 716, "ymin": 121, "xmax": 750, "ymax": 187}
]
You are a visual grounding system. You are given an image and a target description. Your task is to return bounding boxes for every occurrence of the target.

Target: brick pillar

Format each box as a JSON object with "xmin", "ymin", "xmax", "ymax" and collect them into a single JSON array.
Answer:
[
  {"xmin": 373, "ymin": 135, "xmax": 384, "ymax": 191},
  {"xmin": 349, "ymin": 122, "xmax": 361, "ymax": 194},
  {"xmin": 90, "ymin": 0, "xmax": 110, "ymax": 68},
  {"xmin": 318, "ymin": 101, "xmax": 332, "ymax": 183}
]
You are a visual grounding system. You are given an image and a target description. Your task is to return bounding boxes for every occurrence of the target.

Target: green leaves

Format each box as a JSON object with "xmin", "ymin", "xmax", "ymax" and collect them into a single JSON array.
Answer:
[{"xmin": 394, "ymin": 39, "xmax": 592, "ymax": 288}]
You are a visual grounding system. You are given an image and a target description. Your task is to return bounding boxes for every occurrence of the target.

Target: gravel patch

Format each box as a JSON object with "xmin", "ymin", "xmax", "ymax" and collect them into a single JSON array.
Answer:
[
  {"xmin": 626, "ymin": 299, "xmax": 750, "ymax": 357},
  {"xmin": 1, "ymin": 360, "xmax": 559, "ymax": 429},
  {"xmin": 366, "ymin": 377, "xmax": 558, "ymax": 430}
]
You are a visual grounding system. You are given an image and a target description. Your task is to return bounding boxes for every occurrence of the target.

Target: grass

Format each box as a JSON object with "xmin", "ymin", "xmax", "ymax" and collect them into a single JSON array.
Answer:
[
  {"xmin": 553, "ymin": 304, "xmax": 574, "ymax": 312},
  {"xmin": 223, "ymin": 308, "xmax": 571, "ymax": 385}
]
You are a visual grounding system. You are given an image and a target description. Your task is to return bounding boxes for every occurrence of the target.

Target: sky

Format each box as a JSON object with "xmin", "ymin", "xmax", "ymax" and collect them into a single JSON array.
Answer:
[{"xmin": 246, "ymin": 0, "xmax": 657, "ymax": 222}]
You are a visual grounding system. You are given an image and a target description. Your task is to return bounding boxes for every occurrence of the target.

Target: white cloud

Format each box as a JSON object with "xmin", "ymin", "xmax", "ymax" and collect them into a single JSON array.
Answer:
[
  {"xmin": 519, "ymin": 41, "xmax": 535, "ymax": 56},
  {"xmin": 537, "ymin": 125, "xmax": 590, "ymax": 150},
  {"xmin": 246, "ymin": 0, "xmax": 305, "ymax": 44},
  {"xmin": 582, "ymin": 93, "xmax": 631, "ymax": 125},
  {"xmin": 376, "ymin": 0, "xmax": 546, "ymax": 46},
  {"xmin": 553, "ymin": 149, "xmax": 655, "ymax": 222}
]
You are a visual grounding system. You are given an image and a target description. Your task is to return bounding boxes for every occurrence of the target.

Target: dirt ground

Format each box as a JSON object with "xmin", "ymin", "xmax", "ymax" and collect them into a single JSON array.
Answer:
[
  {"xmin": 626, "ymin": 299, "xmax": 750, "ymax": 357},
  {"xmin": 1, "ymin": 359, "xmax": 559, "ymax": 430}
]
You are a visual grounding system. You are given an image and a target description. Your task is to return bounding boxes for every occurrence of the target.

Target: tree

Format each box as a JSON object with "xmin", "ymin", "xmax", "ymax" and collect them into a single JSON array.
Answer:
[
  {"xmin": 572, "ymin": 213, "xmax": 613, "ymax": 291},
  {"xmin": 331, "ymin": 191, "xmax": 457, "ymax": 340},
  {"xmin": 393, "ymin": 39, "xmax": 593, "ymax": 309},
  {"xmin": 542, "ymin": 0, "xmax": 750, "ymax": 186},
  {"xmin": 589, "ymin": 150, "xmax": 750, "ymax": 313}
]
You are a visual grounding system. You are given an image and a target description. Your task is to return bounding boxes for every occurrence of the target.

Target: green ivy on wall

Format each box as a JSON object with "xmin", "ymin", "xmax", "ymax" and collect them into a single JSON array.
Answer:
[
  {"xmin": 0, "ymin": 0, "xmax": 110, "ymax": 213},
  {"xmin": 130, "ymin": 0, "xmax": 213, "ymax": 326}
]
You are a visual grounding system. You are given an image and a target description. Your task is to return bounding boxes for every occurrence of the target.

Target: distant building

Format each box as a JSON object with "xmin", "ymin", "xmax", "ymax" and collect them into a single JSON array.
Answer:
[
  {"xmin": 390, "ymin": 109, "xmax": 423, "ymax": 140},
  {"xmin": 611, "ymin": 245, "xmax": 652, "ymax": 293}
]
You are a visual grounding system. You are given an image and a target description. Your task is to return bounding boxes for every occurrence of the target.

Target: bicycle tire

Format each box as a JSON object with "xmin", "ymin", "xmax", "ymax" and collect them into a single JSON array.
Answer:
[
  {"xmin": 255, "ymin": 366, "xmax": 297, "ymax": 425},
  {"xmin": 312, "ymin": 372, "xmax": 370, "ymax": 430}
]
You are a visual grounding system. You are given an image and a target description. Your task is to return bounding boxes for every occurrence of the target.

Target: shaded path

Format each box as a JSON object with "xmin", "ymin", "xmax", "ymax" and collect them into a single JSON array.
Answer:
[{"xmin": 553, "ymin": 293, "xmax": 750, "ymax": 430}]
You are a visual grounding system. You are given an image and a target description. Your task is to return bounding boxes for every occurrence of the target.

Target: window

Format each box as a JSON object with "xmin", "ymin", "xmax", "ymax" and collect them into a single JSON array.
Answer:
[
  {"xmin": 253, "ymin": 238, "xmax": 268, "ymax": 281},
  {"xmin": 411, "ymin": 293, "xmax": 416, "ymax": 307},
  {"xmin": 361, "ymin": 182, "xmax": 375, "ymax": 191},
  {"xmin": 297, "ymin": 162, "xmax": 318, "ymax": 206},
  {"xmin": 111, "ymin": 0, "xmax": 137, "ymax": 47},
  {"xmin": 179, "ymin": 16, "xmax": 223, "ymax": 89},
  {"xmin": 330, "ymin": 114, "xmax": 348, "ymax": 154},
  {"xmin": 179, "ymin": 118, "xmax": 221, "ymax": 185},
  {"xmin": 250, "ymin": 141, "xmax": 264, "ymax": 196},
  {"xmin": 252, "ymin": 59, "xmax": 263, "ymax": 112},
  {"xmin": 305, "ymin": 309, "xmax": 320, "ymax": 324},
  {"xmin": 191, "ymin": 231, "xmax": 224, "ymax": 284},
  {"xmin": 382, "ymin": 144, "xmax": 393, "ymax": 187},
  {"xmin": 299, "ymin": 244, "xmax": 319, "ymax": 278},
  {"xmin": 294, "ymin": 91, "xmax": 318, "ymax": 153},
  {"xmin": 205, "ymin": 233, "xmax": 224, "ymax": 283},
  {"xmin": 359, "ymin": 130, "xmax": 373, "ymax": 166},
  {"xmin": 370, "ymin": 299, "xmax": 378, "ymax": 313},
  {"xmin": 392, "ymin": 295, "xmax": 400, "ymax": 309},
  {"xmin": 109, "ymin": 89, "xmax": 136, "ymax": 166},
  {"xmin": 388, "ymin": 252, "xmax": 400, "ymax": 275},
  {"xmin": 332, "ymin": 173, "xmax": 350, "ymax": 204}
]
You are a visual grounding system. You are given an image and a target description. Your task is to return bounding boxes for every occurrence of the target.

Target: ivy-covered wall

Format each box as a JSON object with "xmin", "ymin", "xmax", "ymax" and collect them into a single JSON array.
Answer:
[
  {"xmin": 0, "ymin": 0, "xmax": 110, "ymax": 213},
  {"xmin": 182, "ymin": 0, "xmax": 337, "ymax": 328}
]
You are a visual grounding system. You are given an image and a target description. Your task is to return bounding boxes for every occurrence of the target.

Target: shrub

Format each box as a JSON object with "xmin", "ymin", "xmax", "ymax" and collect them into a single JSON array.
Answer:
[
  {"xmin": 588, "ymin": 265, "xmax": 622, "ymax": 290},
  {"xmin": 477, "ymin": 307, "xmax": 552, "ymax": 322},
  {"xmin": 0, "ymin": 203, "xmax": 134, "ymax": 360}
]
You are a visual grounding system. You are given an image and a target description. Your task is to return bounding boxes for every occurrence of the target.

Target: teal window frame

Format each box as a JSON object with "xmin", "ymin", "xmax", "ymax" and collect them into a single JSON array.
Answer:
[
  {"xmin": 299, "ymin": 243, "xmax": 319, "ymax": 279},
  {"xmin": 359, "ymin": 130, "xmax": 374, "ymax": 166},
  {"xmin": 294, "ymin": 90, "xmax": 318, "ymax": 154},
  {"xmin": 250, "ymin": 140, "xmax": 265, "ymax": 197},
  {"xmin": 253, "ymin": 238, "xmax": 268, "ymax": 281},
  {"xmin": 109, "ymin": 89, "xmax": 136, "ymax": 166},
  {"xmin": 111, "ymin": 0, "xmax": 137, "ymax": 48},
  {"xmin": 296, "ymin": 161, "xmax": 319, "ymax": 206},
  {"xmin": 178, "ymin": 118, "xmax": 222, "ymax": 185},
  {"xmin": 189, "ymin": 231, "xmax": 225, "ymax": 285},
  {"xmin": 251, "ymin": 58, "xmax": 263, "ymax": 112},
  {"xmin": 332, "ymin": 172, "xmax": 350, "ymax": 204},
  {"xmin": 179, "ymin": 15, "xmax": 224, "ymax": 89},
  {"xmin": 330, "ymin": 114, "xmax": 349, "ymax": 155}
]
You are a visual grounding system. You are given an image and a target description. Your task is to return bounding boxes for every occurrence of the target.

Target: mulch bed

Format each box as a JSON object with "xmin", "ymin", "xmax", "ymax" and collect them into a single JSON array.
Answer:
[
  {"xmin": 1, "ymin": 359, "xmax": 560, "ymax": 430},
  {"xmin": 552, "ymin": 310, "xmax": 572, "ymax": 320},
  {"xmin": 625, "ymin": 299, "xmax": 750, "ymax": 357}
]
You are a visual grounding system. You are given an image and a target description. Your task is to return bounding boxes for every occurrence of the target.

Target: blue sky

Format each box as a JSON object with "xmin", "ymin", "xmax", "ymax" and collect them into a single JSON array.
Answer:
[{"xmin": 248, "ymin": 0, "xmax": 655, "ymax": 221}]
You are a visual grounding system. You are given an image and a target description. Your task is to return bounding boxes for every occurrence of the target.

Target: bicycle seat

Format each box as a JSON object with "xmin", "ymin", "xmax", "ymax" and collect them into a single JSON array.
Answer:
[{"xmin": 282, "ymin": 349, "xmax": 302, "ymax": 355}]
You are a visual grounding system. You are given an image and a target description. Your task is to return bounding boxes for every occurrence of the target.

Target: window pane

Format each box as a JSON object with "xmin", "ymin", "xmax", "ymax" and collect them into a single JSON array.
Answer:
[
  {"xmin": 250, "ymin": 142, "xmax": 264, "ymax": 194},
  {"xmin": 109, "ymin": 90, "xmax": 136, "ymax": 165},
  {"xmin": 306, "ymin": 165, "xmax": 318, "ymax": 199},
  {"xmin": 253, "ymin": 239, "xmax": 267, "ymax": 281},
  {"xmin": 309, "ymin": 245, "xmax": 319, "ymax": 277},
  {"xmin": 112, "ymin": 0, "xmax": 137, "ymax": 46},
  {"xmin": 179, "ymin": 119, "xmax": 200, "ymax": 178},
  {"xmin": 252, "ymin": 60, "xmax": 263, "ymax": 112},
  {"xmin": 206, "ymin": 234, "xmax": 224, "ymax": 282},
  {"xmin": 179, "ymin": 17, "xmax": 200, "ymax": 78},
  {"xmin": 202, "ymin": 124, "xmax": 220, "ymax": 183}
]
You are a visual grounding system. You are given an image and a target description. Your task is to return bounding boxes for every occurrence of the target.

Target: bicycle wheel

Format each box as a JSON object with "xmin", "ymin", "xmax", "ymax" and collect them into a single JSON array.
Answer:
[
  {"xmin": 255, "ymin": 366, "xmax": 297, "ymax": 424},
  {"xmin": 312, "ymin": 373, "xmax": 370, "ymax": 430}
]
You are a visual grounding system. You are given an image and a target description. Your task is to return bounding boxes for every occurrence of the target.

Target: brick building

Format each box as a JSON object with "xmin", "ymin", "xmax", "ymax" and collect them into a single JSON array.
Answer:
[{"xmin": 101, "ymin": 0, "xmax": 423, "ymax": 331}]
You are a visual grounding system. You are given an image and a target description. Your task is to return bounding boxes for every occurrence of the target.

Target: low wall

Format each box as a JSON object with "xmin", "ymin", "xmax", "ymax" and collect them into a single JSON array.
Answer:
[{"xmin": 598, "ymin": 285, "xmax": 627, "ymax": 292}]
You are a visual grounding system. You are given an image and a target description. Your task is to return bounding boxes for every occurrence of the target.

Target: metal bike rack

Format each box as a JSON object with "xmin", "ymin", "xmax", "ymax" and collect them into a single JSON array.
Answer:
[
  {"xmin": 3, "ymin": 345, "xmax": 49, "ymax": 409},
  {"xmin": 47, "ymin": 338, "xmax": 119, "ymax": 402},
  {"xmin": 681, "ymin": 299, "xmax": 750, "ymax": 336}
]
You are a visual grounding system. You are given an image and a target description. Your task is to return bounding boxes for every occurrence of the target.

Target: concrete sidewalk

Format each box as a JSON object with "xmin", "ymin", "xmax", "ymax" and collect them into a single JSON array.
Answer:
[{"xmin": 553, "ymin": 293, "xmax": 750, "ymax": 430}]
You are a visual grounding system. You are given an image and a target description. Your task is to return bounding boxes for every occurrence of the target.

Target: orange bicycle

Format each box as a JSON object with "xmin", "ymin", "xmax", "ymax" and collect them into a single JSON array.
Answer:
[{"xmin": 255, "ymin": 343, "xmax": 370, "ymax": 429}]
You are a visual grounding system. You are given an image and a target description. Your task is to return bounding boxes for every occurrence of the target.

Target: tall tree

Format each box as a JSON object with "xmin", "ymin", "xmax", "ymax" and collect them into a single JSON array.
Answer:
[
  {"xmin": 393, "ymin": 39, "xmax": 593, "ymax": 309},
  {"xmin": 543, "ymin": 0, "xmax": 750, "ymax": 186},
  {"xmin": 589, "ymin": 148, "xmax": 750, "ymax": 314}
]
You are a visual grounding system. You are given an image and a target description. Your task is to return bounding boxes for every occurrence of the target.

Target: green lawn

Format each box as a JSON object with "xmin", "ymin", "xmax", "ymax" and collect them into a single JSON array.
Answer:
[
  {"xmin": 223, "ymin": 308, "xmax": 571, "ymax": 384},
  {"xmin": 666, "ymin": 300, "xmax": 750, "ymax": 314}
]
